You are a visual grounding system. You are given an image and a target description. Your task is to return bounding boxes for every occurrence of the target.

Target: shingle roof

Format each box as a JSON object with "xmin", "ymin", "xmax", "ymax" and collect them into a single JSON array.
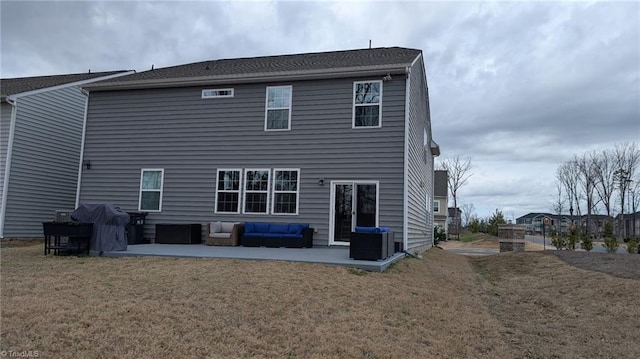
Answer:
[
  {"xmin": 1, "ymin": 71, "xmax": 129, "ymax": 98},
  {"xmin": 85, "ymin": 47, "xmax": 422, "ymax": 91},
  {"xmin": 434, "ymin": 170, "xmax": 448, "ymax": 197}
]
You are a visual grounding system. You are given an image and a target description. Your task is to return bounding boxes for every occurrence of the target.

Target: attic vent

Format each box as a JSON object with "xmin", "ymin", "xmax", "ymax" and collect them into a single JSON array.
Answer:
[{"xmin": 202, "ymin": 88, "xmax": 234, "ymax": 99}]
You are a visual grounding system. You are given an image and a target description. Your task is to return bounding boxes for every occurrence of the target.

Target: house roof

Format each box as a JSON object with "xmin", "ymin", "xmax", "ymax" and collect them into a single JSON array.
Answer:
[
  {"xmin": 434, "ymin": 170, "xmax": 448, "ymax": 197},
  {"xmin": 1, "ymin": 71, "xmax": 130, "ymax": 99},
  {"xmin": 517, "ymin": 212, "xmax": 553, "ymax": 220},
  {"xmin": 83, "ymin": 47, "xmax": 423, "ymax": 91}
]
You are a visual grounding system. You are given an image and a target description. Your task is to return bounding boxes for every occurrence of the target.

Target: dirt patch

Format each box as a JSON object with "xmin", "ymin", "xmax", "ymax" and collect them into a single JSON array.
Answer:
[
  {"xmin": 550, "ymin": 251, "xmax": 640, "ymax": 280},
  {"xmin": 471, "ymin": 252, "xmax": 640, "ymax": 359}
]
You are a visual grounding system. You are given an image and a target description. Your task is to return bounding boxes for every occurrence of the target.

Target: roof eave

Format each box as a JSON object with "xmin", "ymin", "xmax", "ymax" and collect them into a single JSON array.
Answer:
[{"xmin": 83, "ymin": 64, "xmax": 411, "ymax": 92}]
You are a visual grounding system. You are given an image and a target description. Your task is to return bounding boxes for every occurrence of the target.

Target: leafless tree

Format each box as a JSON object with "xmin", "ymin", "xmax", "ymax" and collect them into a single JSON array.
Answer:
[
  {"xmin": 577, "ymin": 152, "xmax": 599, "ymax": 238},
  {"xmin": 550, "ymin": 180, "xmax": 565, "ymax": 233},
  {"xmin": 437, "ymin": 156, "xmax": 472, "ymax": 239},
  {"xmin": 614, "ymin": 142, "xmax": 640, "ymax": 238},
  {"xmin": 592, "ymin": 148, "xmax": 617, "ymax": 217},
  {"xmin": 631, "ymin": 179, "xmax": 640, "ymax": 237},
  {"xmin": 461, "ymin": 203, "xmax": 475, "ymax": 228},
  {"xmin": 556, "ymin": 160, "xmax": 581, "ymax": 225}
]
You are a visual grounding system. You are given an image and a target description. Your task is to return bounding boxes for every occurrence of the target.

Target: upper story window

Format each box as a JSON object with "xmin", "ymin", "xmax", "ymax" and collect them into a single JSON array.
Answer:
[
  {"xmin": 433, "ymin": 200, "xmax": 440, "ymax": 213},
  {"xmin": 265, "ymin": 86, "xmax": 292, "ymax": 131},
  {"xmin": 243, "ymin": 169, "xmax": 270, "ymax": 214},
  {"xmin": 353, "ymin": 80, "xmax": 382, "ymax": 128},
  {"xmin": 139, "ymin": 169, "xmax": 164, "ymax": 212},
  {"xmin": 215, "ymin": 169, "xmax": 242, "ymax": 213},
  {"xmin": 202, "ymin": 88, "xmax": 234, "ymax": 98}
]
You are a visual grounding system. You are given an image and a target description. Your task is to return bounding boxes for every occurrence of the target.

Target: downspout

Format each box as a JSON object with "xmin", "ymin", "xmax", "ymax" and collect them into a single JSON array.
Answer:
[
  {"xmin": 403, "ymin": 66, "xmax": 411, "ymax": 253},
  {"xmin": 75, "ymin": 89, "xmax": 90, "ymax": 208},
  {"xmin": 0, "ymin": 96, "xmax": 18, "ymax": 238}
]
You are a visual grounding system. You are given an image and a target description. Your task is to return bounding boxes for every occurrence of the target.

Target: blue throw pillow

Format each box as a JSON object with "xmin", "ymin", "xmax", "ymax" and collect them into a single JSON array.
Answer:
[
  {"xmin": 270, "ymin": 223, "xmax": 289, "ymax": 234},
  {"xmin": 288, "ymin": 224, "xmax": 299, "ymax": 234},
  {"xmin": 254, "ymin": 222, "xmax": 270, "ymax": 233}
]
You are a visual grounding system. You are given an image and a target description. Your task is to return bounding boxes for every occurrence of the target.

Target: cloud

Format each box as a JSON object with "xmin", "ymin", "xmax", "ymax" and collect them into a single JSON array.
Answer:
[{"xmin": 1, "ymin": 0, "xmax": 637, "ymax": 219}]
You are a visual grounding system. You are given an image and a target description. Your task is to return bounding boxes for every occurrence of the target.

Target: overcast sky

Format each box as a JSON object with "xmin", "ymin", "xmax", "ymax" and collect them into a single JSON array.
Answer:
[{"xmin": 1, "ymin": 0, "xmax": 639, "ymax": 220}]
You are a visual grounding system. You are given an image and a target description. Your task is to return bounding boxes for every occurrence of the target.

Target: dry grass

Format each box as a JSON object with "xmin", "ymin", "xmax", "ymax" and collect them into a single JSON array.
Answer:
[
  {"xmin": 1, "ymin": 242, "xmax": 638, "ymax": 358},
  {"xmin": 1, "ymin": 243, "xmax": 513, "ymax": 358},
  {"xmin": 471, "ymin": 252, "xmax": 640, "ymax": 359}
]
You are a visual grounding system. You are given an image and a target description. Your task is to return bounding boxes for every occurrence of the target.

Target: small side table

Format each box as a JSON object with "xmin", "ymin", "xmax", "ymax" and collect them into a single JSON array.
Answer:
[{"xmin": 42, "ymin": 222, "xmax": 93, "ymax": 255}]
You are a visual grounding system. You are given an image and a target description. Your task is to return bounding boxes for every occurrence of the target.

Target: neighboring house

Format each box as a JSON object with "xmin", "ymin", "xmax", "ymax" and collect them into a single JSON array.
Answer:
[
  {"xmin": 78, "ymin": 47, "xmax": 440, "ymax": 252},
  {"xmin": 614, "ymin": 211, "xmax": 640, "ymax": 239},
  {"xmin": 0, "ymin": 71, "xmax": 133, "ymax": 238},
  {"xmin": 433, "ymin": 170, "xmax": 448, "ymax": 235},
  {"xmin": 578, "ymin": 214, "xmax": 613, "ymax": 238},
  {"xmin": 517, "ymin": 212, "xmax": 617, "ymax": 237}
]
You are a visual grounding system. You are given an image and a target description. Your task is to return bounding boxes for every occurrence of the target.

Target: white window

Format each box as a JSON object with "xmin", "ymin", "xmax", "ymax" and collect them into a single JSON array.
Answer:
[
  {"xmin": 272, "ymin": 169, "xmax": 300, "ymax": 215},
  {"xmin": 265, "ymin": 86, "xmax": 292, "ymax": 131},
  {"xmin": 138, "ymin": 169, "xmax": 164, "ymax": 212},
  {"xmin": 215, "ymin": 169, "xmax": 242, "ymax": 213},
  {"xmin": 425, "ymin": 193, "xmax": 431, "ymax": 226},
  {"xmin": 353, "ymin": 80, "xmax": 382, "ymax": 128},
  {"xmin": 433, "ymin": 200, "xmax": 440, "ymax": 213},
  {"xmin": 202, "ymin": 88, "xmax": 234, "ymax": 98},
  {"xmin": 243, "ymin": 169, "xmax": 270, "ymax": 214}
]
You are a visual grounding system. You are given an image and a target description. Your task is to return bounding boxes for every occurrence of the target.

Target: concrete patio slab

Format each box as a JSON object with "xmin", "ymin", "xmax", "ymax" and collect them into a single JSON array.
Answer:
[{"xmin": 101, "ymin": 244, "xmax": 406, "ymax": 272}]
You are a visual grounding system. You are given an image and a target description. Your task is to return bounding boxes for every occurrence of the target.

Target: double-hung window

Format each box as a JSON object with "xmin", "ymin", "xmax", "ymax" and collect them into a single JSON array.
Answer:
[
  {"xmin": 353, "ymin": 80, "xmax": 382, "ymax": 128},
  {"xmin": 272, "ymin": 169, "xmax": 300, "ymax": 215},
  {"xmin": 139, "ymin": 169, "xmax": 164, "ymax": 212},
  {"xmin": 265, "ymin": 86, "xmax": 292, "ymax": 131},
  {"xmin": 243, "ymin": 169, "xmax": 270, "ymax": 214},
  {"xmin": 215, "ymin": 169, "xmax": 242, "ymax": 213},
  {"xmin": 433, "ymin": 200, "xmax": 440, "ymax": 213}
]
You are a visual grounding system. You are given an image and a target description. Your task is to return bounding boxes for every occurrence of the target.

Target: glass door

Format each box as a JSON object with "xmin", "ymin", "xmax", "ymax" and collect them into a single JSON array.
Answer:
[
  {"xmin": 333, "ymin": 184, "xmax": 353, "ymax": 243},
  {"xmin": 331, "ymin": 182, "xmax": 378, "ymax": 244}
]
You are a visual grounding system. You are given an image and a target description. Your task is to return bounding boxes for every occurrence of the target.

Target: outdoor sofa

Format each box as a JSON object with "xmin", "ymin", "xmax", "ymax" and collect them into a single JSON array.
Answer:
[{"xmin": 241, "ymin": 222, "xmax": 313, "ymax": 248}]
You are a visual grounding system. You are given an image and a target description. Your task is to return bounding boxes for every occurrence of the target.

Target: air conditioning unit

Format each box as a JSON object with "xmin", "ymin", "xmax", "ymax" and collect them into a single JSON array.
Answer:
[{"xmin": 54, "ymin": 210, "xmax": 73, "ymax": 223}]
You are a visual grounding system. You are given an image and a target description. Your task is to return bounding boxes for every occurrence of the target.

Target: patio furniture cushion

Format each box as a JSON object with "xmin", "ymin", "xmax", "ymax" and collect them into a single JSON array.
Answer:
[
  {"xmin": 211, "ymin": 221, "xmax": 222, "ymax": 234},
  {"xmin": 269, "ymin": 223, "xmax": 289, "ymax": 234},
  {"xmin": 221, "ymin": 222, "xmax": 235, "ymax": 233},
  {"xmin": 244, "ymin": 232, "xmax": 267, "ymax": 237},
  {"xmin": 355, "ymin": 226, "xmax": 390, "ymax": 233}
]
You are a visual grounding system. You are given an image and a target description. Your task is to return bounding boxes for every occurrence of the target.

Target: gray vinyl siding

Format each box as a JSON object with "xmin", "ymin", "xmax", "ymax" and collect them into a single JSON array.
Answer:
[
  {"xmin": 79, "ymin": 76, "xmax": 407, "ymax": 244},
  {"xmin": 1, "ymin": 102, "xmax": 12, "ymax": 211},
  {"xmin": 405, "ymin": 58, "xmax": 434, "ymax": 252},
  {"xmin": 2, "ymin": 87, "xmax": 86, "ymax": 237}
]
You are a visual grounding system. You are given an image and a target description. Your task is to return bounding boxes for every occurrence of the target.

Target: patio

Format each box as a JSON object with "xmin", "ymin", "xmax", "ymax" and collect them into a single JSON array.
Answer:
[{"xmin": 101, "ymin": 244, "xmax": 406, "ymax": 272}]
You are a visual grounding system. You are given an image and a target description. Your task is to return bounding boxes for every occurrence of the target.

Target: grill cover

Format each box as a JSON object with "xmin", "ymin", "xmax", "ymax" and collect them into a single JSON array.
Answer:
[{"xmin": 71, "ymin": 203, "xmax": 130, "ymax": 252}]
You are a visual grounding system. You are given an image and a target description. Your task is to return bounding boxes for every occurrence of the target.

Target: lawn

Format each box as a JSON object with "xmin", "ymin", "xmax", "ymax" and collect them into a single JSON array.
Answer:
[{"xmin": 1, "ymin": 241, "xmax": 639, "ymax": 358}]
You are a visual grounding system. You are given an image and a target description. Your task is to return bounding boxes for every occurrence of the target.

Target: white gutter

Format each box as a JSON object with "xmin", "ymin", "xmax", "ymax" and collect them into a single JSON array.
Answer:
[
  {"xmin": 403, "ymin": 65, "xmax": 412, "ymax": 253},
  {"xmin": 75, "ymin": 89, "xmax": 90, "ymax": 208},
  {"xmin": 0, "ymin": 96, "xmax": 18, "ymax": 238}
]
